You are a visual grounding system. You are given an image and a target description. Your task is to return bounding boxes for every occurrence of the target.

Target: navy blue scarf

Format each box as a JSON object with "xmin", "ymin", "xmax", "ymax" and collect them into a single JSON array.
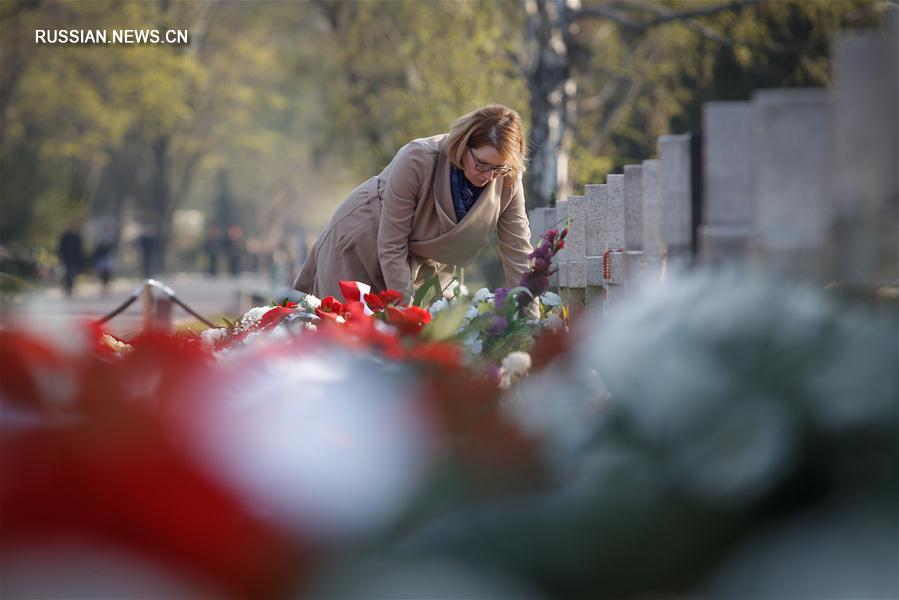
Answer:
[{"xmin": 450, "ymin": 166, "xmax": 484, "ymax": 223}]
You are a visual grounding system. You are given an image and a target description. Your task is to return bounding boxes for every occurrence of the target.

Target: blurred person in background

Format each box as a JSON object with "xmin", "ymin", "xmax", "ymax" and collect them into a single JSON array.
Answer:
[
  {"xmin": 271, "ymin": 236, "xmax": 295, "ymax": 288},
  {"xmin": 92, "ymin": 223, "xmax": 117, "ymax": 296},
  {"xmin": 294, "ymin": 104, "xmax": 535, "ymax": 306},
  {"xmin": 137, "ymin": 224, "xmax": 158, "ymax": 279},
  {"xmin": 245, "ymin": 238, "xmax": 262, "ymax": 273},
  {"xmin": 225, "ymin": 224, "xmax": 244, "ymax": 277},
  {"xmin": 205, "ymin": 224, "xmax": 223, "ymax": 277},
  {"xmin": 57, "ymin": 223, "xmax": 84, "ymax": 297}
]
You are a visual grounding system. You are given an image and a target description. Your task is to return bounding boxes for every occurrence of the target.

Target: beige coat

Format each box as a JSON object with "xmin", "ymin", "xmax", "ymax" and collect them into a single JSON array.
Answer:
[{"xmin": 294, "ymin": 134, "xmax": 534, "ymax": 302}]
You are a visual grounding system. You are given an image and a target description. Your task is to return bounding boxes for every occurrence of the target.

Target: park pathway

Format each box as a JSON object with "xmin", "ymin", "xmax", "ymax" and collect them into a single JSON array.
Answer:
[{"xmin": 3, "ymin": 272, "xmax": 278, "ymax": 338}]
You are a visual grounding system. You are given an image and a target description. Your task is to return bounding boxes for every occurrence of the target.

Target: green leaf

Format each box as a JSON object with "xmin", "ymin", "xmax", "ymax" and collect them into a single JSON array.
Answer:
[
  {"xmin": 412, "ymin": 274, "xmax": 442, "ymax": 308},
  {"xmin": 507, "ymin": 286, "xmax": 534, "ymax": 300},
  {"xmin": 420, "ymin": 302, "xmax": 469, "ymax": 342},
  {"xmin": 504, "ymin": 286, "xmax": 534, "ymax": 313}
]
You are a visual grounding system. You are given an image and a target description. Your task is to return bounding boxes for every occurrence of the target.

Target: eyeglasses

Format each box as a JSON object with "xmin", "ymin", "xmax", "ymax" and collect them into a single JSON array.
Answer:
[{"xmin": 468, "ymin": 146, "xmax": 512, "ymax": 176}]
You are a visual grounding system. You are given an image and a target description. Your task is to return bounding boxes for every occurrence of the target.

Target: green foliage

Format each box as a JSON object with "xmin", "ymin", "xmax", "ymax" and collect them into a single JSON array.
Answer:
[
  {"xmin": 412, "ymin": 274, "xmax": 442, "ymax": 309},
  {"xmin": 311, "ymin": 0, "xmax": 528, "ymax": 176},
  {"xmin": 568, "ymin": 0, "xmax": 885, "ymax": 188},
  {"xmin": 420, "ymin": 302, "xmax": 469, "ymax": 343},
  {"xmin": 1, "ymin": 0, "xmax": 885, "ymax": 266}
]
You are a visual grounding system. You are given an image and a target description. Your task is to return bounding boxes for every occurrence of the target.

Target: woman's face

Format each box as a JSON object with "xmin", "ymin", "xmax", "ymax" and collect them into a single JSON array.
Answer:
[{"xmin": 463, "ymin": 145, "xmax": 510, "ymax": 187}]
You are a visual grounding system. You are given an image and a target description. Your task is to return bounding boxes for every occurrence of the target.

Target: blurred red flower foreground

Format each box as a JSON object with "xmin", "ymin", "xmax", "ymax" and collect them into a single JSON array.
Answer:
[{"xmin": 0, "ymin": 282, "xmax": 568, "ymax": 598}]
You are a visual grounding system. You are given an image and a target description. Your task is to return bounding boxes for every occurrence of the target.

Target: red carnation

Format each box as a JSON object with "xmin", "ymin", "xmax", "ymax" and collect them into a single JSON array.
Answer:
[
  {"xmin": 259, "ymin": 306, "xmax": 293, "ymax": 330},
  {"xmin": 318, "ymin": 296, "xmax": 348, "ymax": 317},
  {"xmin": 408, "ymin": 342, "xmax": 462, "ymax": 370},
  {"xmin": 384, "ymin": 305, "xmax": 431, "ymax": 336},
  {"xmin": 379, "ymin": 290, "xmax": 403, "ymax": 306},
  {"xmin": 314, "ymin": 309, "xmax": 343, "ymax": 324},
  {"xmin": 363, "ymin": 293, "xmax": 386, "ymax": 312}
]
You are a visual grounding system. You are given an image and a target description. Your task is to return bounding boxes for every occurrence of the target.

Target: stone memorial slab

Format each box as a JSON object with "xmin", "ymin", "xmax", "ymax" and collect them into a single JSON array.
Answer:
[
  {"xmin": 584, "ymin": 184, "xmax": 608, "ymax": 259},
  {"xmin": 558, "ymin": 194, "xmax": 585, "ymax": 309},
  {"xmin": 699, "ymin": 102, "xmax": 754, "ymax": 266},
  {"xmin": 703, "ymin": 102, "xmax": 754, "ymax": 226},
  {"xmin": 528, "ymin": 208, "xmax": 546, "ymax": 249},
  {"xmin": 604, "ymin": 175, "xmax": 627, "ymax": 302},
  {"xmin": 699, "ymin": 226, "xmax": 751, "ymax": 266},
  {"xmin": 606, "ymin": 174, "xmax": 626, "ymax": 251},
  {"xmin": 751, "ymin": 89, "xmax": 831, "ymax": 280},
  {"xmin": 543, "ymin": 207, "xmax": 559, "ymax": 289},
  {"xmin": 566, "ymin": 195, "xmax": 588, "ymax": 289},
  {"xmin": 584, "ymin": 184, "xmax": 607, "ymax": 290},
  {"xmin": 623, "ymin": 164, "xmax": 644, "ymax": 252},
  {"xmin": 830, "ymin": 29, "xmax": 899, "ymax": 285},
  {"xmin": 641, "ymin": 159, "xmax": 663, "ymax": 276},
  {"xmin": 555, "ymin": 199, "xmax": 569, "ymax": 289},
  {"xmin": 604, "ymin": 253, "xmax": 628, "ymax": 306},
  {"xmin": 623, "ymin": 164, "xmax": 645, "ymax": 291},
  {"xmin": 586, "ymin": 259, "xmax": 604, "ymax": 287},
  {"xmin": 623, "ymin": 250, "xmax": 642, "ymax": 293},
  {"xmin": 660, "ymin": 135, "xmax": 693, "ymax": 263}
]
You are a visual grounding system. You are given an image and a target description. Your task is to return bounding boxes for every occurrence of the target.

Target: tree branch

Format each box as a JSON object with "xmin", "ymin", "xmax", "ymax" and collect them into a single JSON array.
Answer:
[
  {"xmin": 572, "ymin": 0, "xmax": 763, "ymax": 30},
  {"xmin": 635, "ymin": 1, "xmax": 770, "ymax": 48}
]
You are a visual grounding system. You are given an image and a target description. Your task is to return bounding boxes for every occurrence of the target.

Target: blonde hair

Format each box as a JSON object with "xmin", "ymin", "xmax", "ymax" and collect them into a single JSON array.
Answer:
[{"xmin": 446, "ymin": 104, "xmax": 527, "ymax": 183}]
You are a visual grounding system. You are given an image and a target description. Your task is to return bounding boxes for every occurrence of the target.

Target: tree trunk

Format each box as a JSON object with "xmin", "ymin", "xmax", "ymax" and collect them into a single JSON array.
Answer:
[
  {"xmin": 523, "ymin": 0, "xmax": 577, "ymax": 211},
  {"xmin": 147, "ymin": 135, "xmax": 172, "ymax": 272}
]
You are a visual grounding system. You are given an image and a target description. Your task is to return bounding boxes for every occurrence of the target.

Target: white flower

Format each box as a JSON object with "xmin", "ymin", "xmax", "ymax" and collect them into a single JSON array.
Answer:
[
  {"xmin": 448, "ymin": 280, "xmax": 470, "ymax": 298},
  {"xmin": 201, "ymin": 327, "xmax": 228, "ymax": 349},
  {"xmin": 498, "ymin": 353, "xmax": 532, "ymax": 389},
  {"xmin": 540, "ymin": 291, "xmax": 563, "ymax": 308},
  {"xmin": 448, "ymin": 280, "xmax": 469, "ymax": 297},
  {"xmin": 472, "ymin": 287, "xmax": 494, "ymax": 304},
  {"xmin": 429, "ymin": 298, "xmax": 449, "ymax": 316},
  {"xmin": 300, "ymin": 294, "xmax": 321, "ymax": 311},
  {"xmin": 501, "ymin": 351, "xmax": 532, "ymax": 376},
  {"xmin": 460, "ymin": 329, "xmax": 483, "ymax": 354},
  {"xmin": 237, "ymin": 306, "xmax": 270, "ymax": 331},
  {"xmin": 464, "ymin": 305, "xmax": 479, "ymax": 321}
]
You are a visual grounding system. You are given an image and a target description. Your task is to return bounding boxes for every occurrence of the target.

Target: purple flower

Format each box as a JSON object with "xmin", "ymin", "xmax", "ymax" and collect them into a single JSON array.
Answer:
[
  {"xmin": 521, "ymin": 274, "xmax": 548, "ymax": 297},
  {"xmin": 517, "ymin": 226, "xmax": 568, "ymax": 309},
  {"xmin": 487, "ymin": 315, "xmax": 508, "ymax": 336},
  {"xmin": 494, "ymin": 287, "xmax": 510, "ymax": 307}
]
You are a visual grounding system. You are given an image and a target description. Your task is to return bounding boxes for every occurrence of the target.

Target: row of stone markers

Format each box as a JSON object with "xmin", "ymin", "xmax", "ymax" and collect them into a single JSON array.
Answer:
[{"xmin": 530, "ymin": 11, "xmax": 897, "ymax": 310}]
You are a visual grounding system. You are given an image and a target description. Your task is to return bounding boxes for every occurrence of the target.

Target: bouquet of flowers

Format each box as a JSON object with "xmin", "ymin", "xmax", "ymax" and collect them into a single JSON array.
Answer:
[
  {"xmin": 195, "ymin": 227, "xmax": 569, "ymax": 387},
  {"xmin": 426, "ymin": 226, "xmax": 568, "ymax": 385}
]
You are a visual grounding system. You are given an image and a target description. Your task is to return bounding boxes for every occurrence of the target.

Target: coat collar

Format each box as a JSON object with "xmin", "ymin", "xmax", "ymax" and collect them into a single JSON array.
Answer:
[
  {"xmin": 433, "ymin": 138, "xmax": 455, "ymax": 228},
  {"xmin": 434, "ymin": 137, "xmax": 501, "ymax": 229}
]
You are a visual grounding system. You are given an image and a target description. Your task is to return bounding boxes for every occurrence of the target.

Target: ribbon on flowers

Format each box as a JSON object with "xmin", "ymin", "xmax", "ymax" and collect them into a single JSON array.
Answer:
[{"xmin": 338, "ymin": 281, "xmax": 374, "ymax": 316}]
